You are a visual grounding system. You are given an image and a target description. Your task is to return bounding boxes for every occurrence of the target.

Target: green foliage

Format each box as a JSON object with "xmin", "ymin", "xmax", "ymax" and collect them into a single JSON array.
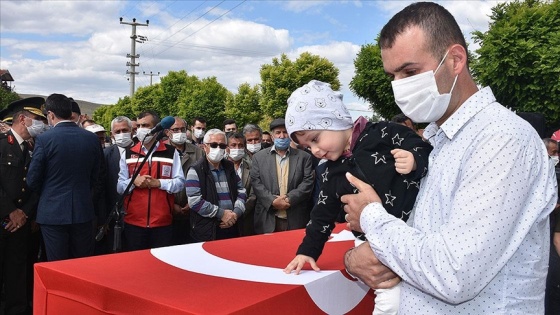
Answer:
[
  {"xmin": 472, "ymin": 0, "xmax": 560, "ymax": 126},
  {"xmin": 349, "ymin": 43, "xmax": 397, "ymax": 120},
  {"xmin": 0, "ymin": 88, "xmax": 20, "ymax": 111},
  {"xmin": 260, "ymin": 52, "xmax": 340, "ymax": 119},
  {"xmin": 177, "ymin": 76, "xmax": 231, "ymax": 129},
  {"xmin": 93, "ymin": 96, "xmax": 134, "ymax": 130},
  {"xmin": 93, "ymin": 71, "xmax": 231, "ymax": 130},
  {"xmin": 130, "ymin": 84, "xmax": 164, "ymax": 116},
  {"xmin": 224, "ymin": 83, "xmax": 262, "ymax": 128}
]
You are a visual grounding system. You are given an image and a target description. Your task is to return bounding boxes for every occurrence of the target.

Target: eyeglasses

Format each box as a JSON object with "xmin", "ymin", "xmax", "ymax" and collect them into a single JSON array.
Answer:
[
  {"xmin": 170, "ymin": 127, "xmax": 187, "ymax": 133},
  {"xmin": 206, "ymin": 142, "xmax": 227, "ymax": 149}
]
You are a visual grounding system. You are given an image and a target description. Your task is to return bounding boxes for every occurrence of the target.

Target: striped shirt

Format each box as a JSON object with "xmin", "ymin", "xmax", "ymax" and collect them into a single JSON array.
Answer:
[{"xmin": 186, "ymin": 162, "xmax": 246, "ymax": 219}]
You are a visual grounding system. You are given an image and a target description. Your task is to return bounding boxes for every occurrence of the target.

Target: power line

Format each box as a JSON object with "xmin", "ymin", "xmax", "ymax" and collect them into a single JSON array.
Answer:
[
  {"xmin": 151, "ymin": 0, "xmax": 247, "ymax": 59},
  {"xmin": 145, "ymin": 39, "xmax": 279, "ymax": 57},
  {"xmin": 149, "ymin": 0, "xmax": 224, "ymax": 58}
]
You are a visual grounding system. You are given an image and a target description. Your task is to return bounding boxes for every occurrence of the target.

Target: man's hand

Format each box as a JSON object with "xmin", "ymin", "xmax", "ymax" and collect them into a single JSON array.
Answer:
[
  {"xmin": 391, "ymin": 149, "xmax": 416, "ymax": 175},
  {"xmin": 5, "ymin": 209, "xmax": 28, "ymax": 232},
  {"xmin": 133, "ymin": 175, "xmax": 152, "ymax": 189},
  {"xmin": 554, "ymin": 232, "xmax": 560, "ymax": 256},
  {"xmin": 341, "ymin": 173, "xmax": 381, "ymax": 233},
  {"xmin": 284, "ymin": 254, "xmax": 320, "ymax": 275},
  {"xmin": 345, "ymin": 242, "xmax": 401, "ymax": 289},
  {"xmin": 172, "ymin": 204, "xmax": 183, "ymax": 215},
  {"xmin": 147, "ymin": 178, "xmax": 161, "ymax": 189},
  {"xmin": 272, "ymin": 195, "xmax": 290, "ymax": 211},
  {"xmin": 220, "ymin": 210, "xmax": 237, "ymax": 228}
]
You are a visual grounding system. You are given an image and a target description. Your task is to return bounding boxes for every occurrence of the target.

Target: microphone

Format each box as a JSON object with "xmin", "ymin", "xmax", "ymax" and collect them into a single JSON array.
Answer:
[{"xmin": 148, "ymin": 116, "xmax": 175, "ymax": 135}]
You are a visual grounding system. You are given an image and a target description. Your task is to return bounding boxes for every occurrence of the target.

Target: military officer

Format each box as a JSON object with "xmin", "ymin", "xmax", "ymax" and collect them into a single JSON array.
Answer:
[{"xmin": 0, "ymin": 97, "xmax": 47, "ymax": 315}]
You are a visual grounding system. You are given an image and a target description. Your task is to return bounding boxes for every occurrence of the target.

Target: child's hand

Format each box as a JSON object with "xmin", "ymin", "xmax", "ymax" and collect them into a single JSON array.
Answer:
[
  {"xmin": 284, "ymin": 254, "xmax": 320, "ymax": 275},
  {"xmin": 391, "ymin": 149, "xmax": 416, "ymax": 174}
]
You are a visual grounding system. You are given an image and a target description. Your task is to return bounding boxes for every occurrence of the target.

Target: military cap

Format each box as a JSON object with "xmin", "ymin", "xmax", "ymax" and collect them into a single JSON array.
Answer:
[{"xmin": 0, "ymin": 97, "xmax": 46, "ymax": 123}]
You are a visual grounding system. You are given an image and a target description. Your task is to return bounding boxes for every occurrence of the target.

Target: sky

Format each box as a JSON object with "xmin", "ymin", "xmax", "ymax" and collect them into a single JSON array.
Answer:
[{"xmin": 0, "ymin": 0, "xmax": 510, "ymax": 120}]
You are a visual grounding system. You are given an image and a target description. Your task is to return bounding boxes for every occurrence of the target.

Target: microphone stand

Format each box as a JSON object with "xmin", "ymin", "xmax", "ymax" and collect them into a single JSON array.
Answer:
[{"xmin": 95, "ymin": 130, "xmax": 167, "ymax": 253}]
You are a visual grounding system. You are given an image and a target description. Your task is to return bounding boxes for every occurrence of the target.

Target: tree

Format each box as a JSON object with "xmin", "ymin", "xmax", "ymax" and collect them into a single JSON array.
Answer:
[
  {"xmin": 472, "ymin": 0, "xmax": 560, "ymax": 127},
  {"xmin": 177, "ymin": 76, "xmax": 231, "ymax": 129},
  {"xmin": 93, "ymin": 96, "xmax": 134, "ymax": 129},
  {"xmin": 130, "ymin": 84, "xmax": 164, "ymax": 116},
  {"xmin": 224, "ymin": 83, "xmax": 262, "ymax": 128},
  {"xmin": 260, "ymin": 52, "xmax": 340, "ymax": 119},
  {"xmin": 0, "ymin": 88, "xmax": 20, "ymax": 111},
  {"xmin": 349, "ymin": 43, "xmax": 397, "ymax": 120}
]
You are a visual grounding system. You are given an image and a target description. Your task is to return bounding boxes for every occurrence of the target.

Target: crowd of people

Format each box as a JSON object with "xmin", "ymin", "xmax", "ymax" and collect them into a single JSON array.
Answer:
[{"xmin": 1, "ymin": 2, "xmax": 559, "ymax": 315}]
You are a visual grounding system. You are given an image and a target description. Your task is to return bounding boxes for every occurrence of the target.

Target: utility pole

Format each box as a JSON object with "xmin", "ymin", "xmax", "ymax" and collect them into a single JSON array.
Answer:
[
  {"xmin": 120, "ymin": 17, "xmax": 149, "ymax": 97},
  {"xmin": 143, "ymin": 71, "xmax": 160, "ymax": 86}
]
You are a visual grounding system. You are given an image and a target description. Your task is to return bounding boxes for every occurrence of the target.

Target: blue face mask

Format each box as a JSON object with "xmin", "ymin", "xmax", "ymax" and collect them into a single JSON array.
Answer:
[{"xmin": 274, "ymin": 138, "xmax": 291, "ymax": 150}]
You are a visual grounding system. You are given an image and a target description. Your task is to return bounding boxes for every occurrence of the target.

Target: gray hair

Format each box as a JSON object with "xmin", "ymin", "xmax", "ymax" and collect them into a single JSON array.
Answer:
[
  {"xmin": 111, "ymin": 116, "xmax": 133, "ymax": 131},
  {"xmin": 543, "ymin": 138, "xmax": 558, "ymax": 147},
  {"xmin": 242, "ymin": 123, "xmax": 262, "ymax": 137},
  {"xmin": 203, "ymin": 128, "xmax": 226, "ymax": 144}
]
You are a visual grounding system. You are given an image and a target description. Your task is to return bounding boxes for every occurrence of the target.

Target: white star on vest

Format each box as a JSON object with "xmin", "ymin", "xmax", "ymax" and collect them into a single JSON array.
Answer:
[
  {"xmin": 384, "ymin": 191, "xmax": 396, "ymax": 207},
  {"xmin": 380, "ymin": 127, "xmax": 388, "ymax": 138},
  {"xmin": 317, "ymin": 191, "xmax": 328, "ymax": 204},
  {"xmin": 403, "ymin": 179, "xmax": 419, "ymax": 189},
  {"xmin": 322, "ymin": 167, "xmax": 329, "ymax": 182},
  {"xmin": 392, "ymin": 133, "xmax": 404, "ymax": 146},
  {"xmin": 371, "ymin": 152, "xmax": 387, "ymax": 164}
]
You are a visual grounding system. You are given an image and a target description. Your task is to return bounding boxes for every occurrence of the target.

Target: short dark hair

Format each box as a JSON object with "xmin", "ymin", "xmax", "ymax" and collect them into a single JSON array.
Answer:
[
  {"xmin": 391, "ymin": 113, "xmax": 411, "ymax": 124},
  {"xmin": 379, "ymin": 2, "xmax": 469, "ymax": 66},
  {"xmin": 45, "ymin": 94, "xmax": 72, "ymax": 120},
  {"xmin": 68, "ymin": 97, "xmax": 81, "ymax": 114},
  {"xmin": 227, "ymin": 132, "xmax": 245, "ymax": 145},
  {"xmin": 192, "ymin": 117, "xmax": 206, "ymax": 125},
  {"xmin": 263, "ymin": 131, "xmax": 271, "ymax": 136},
  {"xmin": 137, "ymin": 110, "xmax": 160, "ymax": 125},
  {"xmin": 223, "ymin": 118, "xmax": 236, "ymax": 127}
]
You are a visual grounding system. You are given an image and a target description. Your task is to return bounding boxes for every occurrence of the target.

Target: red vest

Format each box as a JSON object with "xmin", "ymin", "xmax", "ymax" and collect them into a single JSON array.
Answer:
[{"xmin": 123, "ymin": 142, "xmax": 176, "ymax": 227}]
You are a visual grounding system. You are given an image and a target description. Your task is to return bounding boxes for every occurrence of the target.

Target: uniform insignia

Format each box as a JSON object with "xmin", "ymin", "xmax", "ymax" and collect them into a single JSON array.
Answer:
[{"xmin": 7, "ymin": 134, "xmax": 14, "ymax": 145}]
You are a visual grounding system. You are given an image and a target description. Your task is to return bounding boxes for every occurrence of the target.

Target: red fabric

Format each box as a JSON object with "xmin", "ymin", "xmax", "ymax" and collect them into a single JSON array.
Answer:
[
  {"xmin": 124, "ymin": 141, "xmax": 174, "ymax": 227},
  {"xmin": 34, "ymin": 225, "xmax": 374, "ymax": 314}
]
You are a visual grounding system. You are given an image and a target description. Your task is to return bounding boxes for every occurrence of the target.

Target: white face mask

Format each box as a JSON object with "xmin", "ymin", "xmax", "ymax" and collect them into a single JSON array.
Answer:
[
  {"xmin": 551, "ymin": 155, "xmax": 559, "ymax": 166},
  {"xmin": 171, "ymin": 132, "xmax": 187, "ymax": 145},
  {"xmin": 194, "ymin": 129, "xmax": 205, "ymax": 139},
  {"xmin": 391, "ymin": 50, "xmax": 458, "ymax": 123},
  {"xmin": 26, "ymin": 118, "xmax": 47, "ymax": 138},
  {"xmin": 114, "ymin": 132, "xmax": 133, "ymax": 148},
  {"xmin": 246, "ymin": 142, "xmax": 261, "ymax": 154},
  {"xmin": 229, "ymin": 148, "xmax": 245, "ymax": 161},
  {"xmin": 136, "ymin": 128, "xmax": 154, "ymax": 143},
  {"xmin": 207, "ymin": 147, "xmax": 225, "ymax": 163}
]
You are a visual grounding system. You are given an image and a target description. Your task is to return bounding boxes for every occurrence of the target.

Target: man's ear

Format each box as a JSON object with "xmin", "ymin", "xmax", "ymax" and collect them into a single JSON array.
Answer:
[{"xmin": 450, "ymin": 44, "xmax": 467, "ymax": 75}]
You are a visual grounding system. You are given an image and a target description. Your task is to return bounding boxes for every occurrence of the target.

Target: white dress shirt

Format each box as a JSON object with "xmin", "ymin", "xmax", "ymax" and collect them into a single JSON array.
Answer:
[
  {"xmin": 117, "ymin": 142, "xmax": 185, "ymax": 194},
  {"xmin": 360, "ymin": 87, "xmax": 557, "ymax": 314}
]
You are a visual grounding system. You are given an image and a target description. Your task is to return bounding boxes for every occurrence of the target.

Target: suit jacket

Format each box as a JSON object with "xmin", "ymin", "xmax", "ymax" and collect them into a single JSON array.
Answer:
[
  {"xmin": 100, "ymin": 144, "xmax": 124, "ymax": 223},
  {"xmin": 174, "ymin": 142, "xmax": 205, "ymax": 208},
  {"xmin": 250, "ymin": 146, "xmax": 314, "ymax": 234},
  {"xmin": 237, "ymin": 155, "xmax": 256, "ymax": 236},
  {"xmin": 27, "ymin": 122, "xmax": 103, "ymax": 225},
  {"xmin": 0, "ymin": 130, "xmax": 38, "ymax": 219}
]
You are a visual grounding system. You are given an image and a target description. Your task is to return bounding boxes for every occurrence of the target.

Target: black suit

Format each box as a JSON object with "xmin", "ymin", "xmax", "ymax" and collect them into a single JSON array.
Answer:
[
  {"xmin": 95, "ymin": 144, "xmax": 123, "ymax": 254},
  {"xmin": 0, "ymin": 130, "xmax": 38, "ymax": 314}
]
